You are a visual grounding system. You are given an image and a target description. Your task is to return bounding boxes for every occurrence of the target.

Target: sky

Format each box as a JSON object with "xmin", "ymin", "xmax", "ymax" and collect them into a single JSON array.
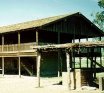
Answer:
[{"xmin": 0, "ymin": 0, "xmax": 101, "ymax": 26}]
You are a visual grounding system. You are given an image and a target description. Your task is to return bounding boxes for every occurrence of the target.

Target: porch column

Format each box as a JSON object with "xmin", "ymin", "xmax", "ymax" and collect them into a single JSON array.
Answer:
[
  {"xmin": 37, "ymin": 50, "xmax": 41, "ymax": 87},
  {"xmin": 66, "ymin": 50, "xmax": 71, "ymax": 90},
  {"xmin": 2, "ymin": 35, "xmax": 4, "ymax": 76},
  {"xmin": 18, "ymin": 32, "xmax": 21, "ymax": 77}
]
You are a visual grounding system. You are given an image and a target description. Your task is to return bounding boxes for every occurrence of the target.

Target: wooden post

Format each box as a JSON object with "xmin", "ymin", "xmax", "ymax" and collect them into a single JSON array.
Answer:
[
  {"xmin": 58, "ymin": 51, "xmax": 61, "ymax": 77},
  {"xmin": 87, "ymin": 47, "xmax": 89, "ymax": 68},
  {"xmin": 18, "ymin": 32, "xmax": 20, "ymax": 48},
  {"xmin": 99, "ymin": 37, "xmax": 102, "ymax": 66},
  {"xmin": 91, "ymin": 48, "xmax": 94, "ymax": 69},
  {"xmin": 72, "ymin": 49, "xmax": 75, "ymax": 69},
  {"xmin": 86, "ymin": 38, "xmax": 88, "ymax": 68},
  {"xmin": 2, "ymin": 35, "xmax": 4, "ymax": 76},
  {"xmin": 72, "ymin": 37, "xmax": 75, "ymax": 69},
  {"xmin": 79, "ymin": 39, "xmax": 81, "ymax": 68},
  {"xmin": 99, "ymin": 76, "xmax": 104, "ymax": 91},
  {"xmin": 18, "ymin": 57, "xmax": 21, "ymax": 78},
  {"xmin": 2, "ymin": 57, "xmax": 4, "ymax": 76},
  {"xmin": 37, "ymin": 51, "xmax": 41, "ymax": 87},
  {"xmin": 18, "ymin": 32, "xmax": 21, "ymax": 77},
  {"xmin": 57, "ymin": 32, "xmax": 61, "ymax": 77},
  {"xmin": 2, "ymin": 35, "xmax": 4, "ymax": 51},
  {"xmin": 36, "ymin": 28, "xmax": 41, "ymax": 87},
  {"xmin": 36, "ymin": 30, "xmax": 39, "ymax": 45},
  {"xmin": 93, "ymin": 56, "xmax": 96, "ymax": 79},
  {"xmin": 66, "ymin": 51, "xmax": 71, "ymax": 90}
]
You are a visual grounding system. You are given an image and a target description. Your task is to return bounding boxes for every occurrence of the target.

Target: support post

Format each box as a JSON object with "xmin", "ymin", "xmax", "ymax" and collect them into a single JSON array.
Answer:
[
  {"xmin": 86, "ymin": 38, "xmax": 88, "ymax": 68},
  {"xmin": 66, "ymin": 51, "xmax": 71, "ymax": 90},
  {"xmin": 2, "ymin": 35, "xmax": 4, "ymax": 76},
  {"xmin": 57, "ymin": 32, "xmax": 61, "ymax": 77},
  {"xmin": 37, "ymin": 51, "xmax": 41, "ymax": 87},
  {"xmin": 99, "ymin": 76, "xmax": 104, "ymax": 91},
  {"xmin": 87, "ymin": 47, "xmax": 89, "ymax": 68},
  {"xmin": 2, "ymin": 57, "xmax": 4, "ymax": 76},
  {"xmin": 79, "ymin": 39, "xmax": 81, "ymax": 68},
  {"xmin": 2, "ymin": 35, "xmax": 4, "ymax": 51},
  {"xmin": 18, "ymin": 32, "xmax": 20, "ymax": 46},
  {"xmin": 93, "ymin": 56, "xmax": 96, "ymax": 79},
  {"xmin": 18, "ymin": 32, "xmax": 21, "ymax": 77},
  {"xmin": 99, "ymin": 37, "xmax": 102, "ymax": 66},
  {"xmin": 36, "ymin": 30, "xmax": 39, "ymax": 45},
  {"xmin": 18, "ymin": 57, "xmax": 21, "ymax": 78},
  {"xmin": 58, "ymin": 50, "xmax": 62, "ymax": 77}
]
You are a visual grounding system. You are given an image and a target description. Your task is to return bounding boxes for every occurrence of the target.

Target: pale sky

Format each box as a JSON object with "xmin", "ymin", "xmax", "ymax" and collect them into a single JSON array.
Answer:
[{"xmin": 0, "ymin": 0, "xmax": 100, "ymax": 26}]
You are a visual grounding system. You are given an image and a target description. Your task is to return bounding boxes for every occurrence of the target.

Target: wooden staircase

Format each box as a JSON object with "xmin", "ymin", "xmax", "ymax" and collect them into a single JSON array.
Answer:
[
  {"xmin": 20, "ymin": 57, "xmax": 35, "ymax": 76},
  {"xmin": 21, "ymin": 62, "xmax": 33, "ymax": 76}
]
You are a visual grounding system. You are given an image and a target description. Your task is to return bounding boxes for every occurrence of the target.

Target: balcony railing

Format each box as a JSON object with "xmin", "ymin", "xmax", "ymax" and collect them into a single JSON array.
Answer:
[{"xmin": 1, "ymin": 42, "xmax": 36, "ymax": 52}]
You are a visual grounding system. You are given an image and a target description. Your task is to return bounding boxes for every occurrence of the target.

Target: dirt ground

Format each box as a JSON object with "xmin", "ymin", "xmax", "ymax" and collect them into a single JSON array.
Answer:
[{"xmin": 0, "ymin": 75, "xmax": 102, "ymax": 93}]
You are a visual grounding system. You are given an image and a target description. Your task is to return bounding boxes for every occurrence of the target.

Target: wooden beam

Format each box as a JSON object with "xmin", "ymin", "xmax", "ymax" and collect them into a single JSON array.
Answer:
[
  {"xmin": 37, "ymin": 51, "xmax": 41, "ymax": 87},
  {"xmin": 32, "ymin": 41, "xmax": 104, "ymax": 50},
  {"xmin": 66, "ymin": 51, "xmax": 71, "ymax": 90},
  {"xmin": 2, "ymin": 57, "xmax": 4, "ymax": 76},
  {"xmin": 88, "ymin": 57, "xmax": 104, "ymax": 70}
]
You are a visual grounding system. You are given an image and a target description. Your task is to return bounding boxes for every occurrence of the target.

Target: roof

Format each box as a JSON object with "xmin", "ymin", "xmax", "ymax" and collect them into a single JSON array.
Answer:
[
  {"xmin": 0, "ymin": 13, "xmax": 71, "ymax": 33},
  {"xmin": 0, "ymin": 12, "xmax": 103, "ymax": 36}
]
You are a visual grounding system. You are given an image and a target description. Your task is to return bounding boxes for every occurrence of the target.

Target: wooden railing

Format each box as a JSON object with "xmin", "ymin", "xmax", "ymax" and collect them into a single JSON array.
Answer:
[
  {"xmin": 0, "ymin": 42, "xmax": 53, "ymax": 52},
  {"xmin": 1, "ymin": 42, "xmax": 36, "ymax": 52}
]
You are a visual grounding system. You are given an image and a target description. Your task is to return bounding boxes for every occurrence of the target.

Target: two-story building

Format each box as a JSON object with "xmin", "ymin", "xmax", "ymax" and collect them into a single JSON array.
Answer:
[{"xmin": 0, "ymin": 12, "xmax": 103, "ymax": 79}]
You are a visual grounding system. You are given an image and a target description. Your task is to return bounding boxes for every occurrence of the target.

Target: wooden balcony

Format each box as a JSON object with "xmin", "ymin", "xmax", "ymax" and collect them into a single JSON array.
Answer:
[{"xmin": 0, "ymin": 42, "xmax": 37, "ymax": 57}]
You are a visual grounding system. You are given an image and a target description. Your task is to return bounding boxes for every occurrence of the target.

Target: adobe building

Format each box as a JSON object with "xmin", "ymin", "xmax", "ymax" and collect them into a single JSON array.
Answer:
[{"xmin": 0, "ymin": 12, "xmax": 104, "ymax": 89}]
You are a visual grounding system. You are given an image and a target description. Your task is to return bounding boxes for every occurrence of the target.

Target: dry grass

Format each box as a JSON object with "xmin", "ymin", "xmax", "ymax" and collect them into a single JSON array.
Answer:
[{"xmin": 0, "ymin": 75, "xmax": 101, "ymax": 93}]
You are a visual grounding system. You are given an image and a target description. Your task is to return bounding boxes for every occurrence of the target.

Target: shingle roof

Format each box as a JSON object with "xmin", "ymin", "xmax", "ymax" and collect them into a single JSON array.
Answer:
[{"xmin": 0, "ymin": 13, "xmax": 72, "ymax": 33}]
